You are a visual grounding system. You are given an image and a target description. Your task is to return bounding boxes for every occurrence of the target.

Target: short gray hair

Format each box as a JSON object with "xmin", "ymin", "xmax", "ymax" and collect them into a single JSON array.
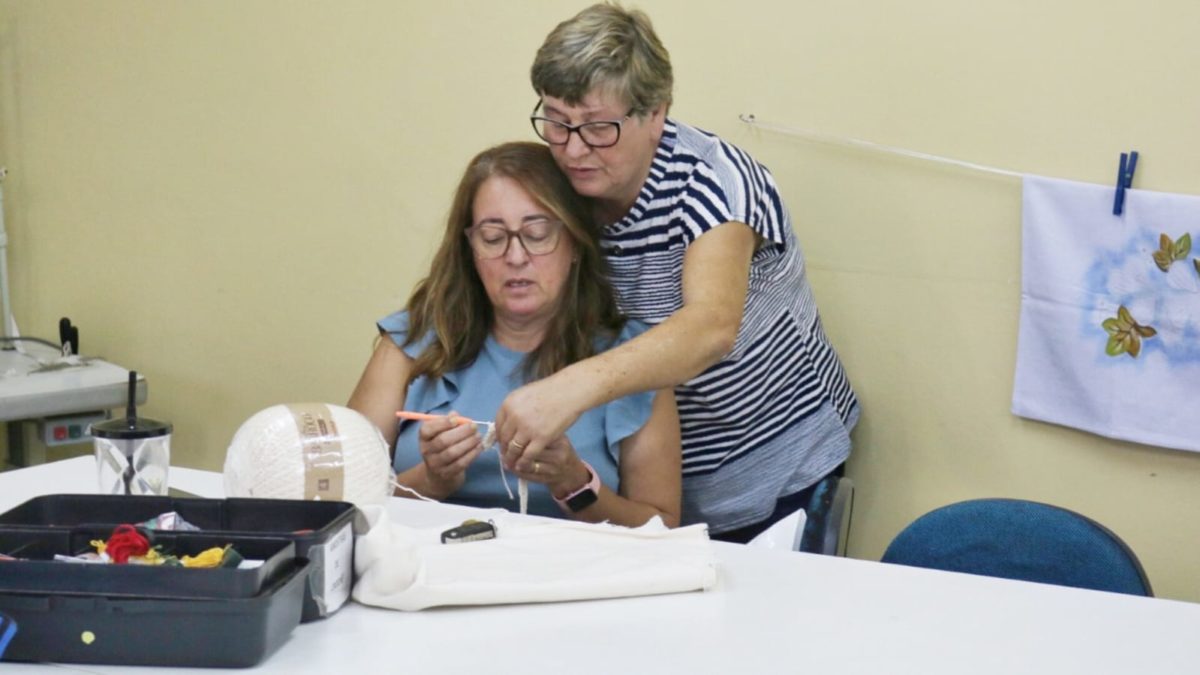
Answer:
[{"xmin": 531, "ymin": 2, "xmax": 673, "ymax": 114}]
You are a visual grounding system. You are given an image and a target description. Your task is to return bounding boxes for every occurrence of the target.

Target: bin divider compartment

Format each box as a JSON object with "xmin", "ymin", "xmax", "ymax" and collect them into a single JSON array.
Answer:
[{"xmin": 0, "ymin": 529, "xmax": 295, "ymax": 600}]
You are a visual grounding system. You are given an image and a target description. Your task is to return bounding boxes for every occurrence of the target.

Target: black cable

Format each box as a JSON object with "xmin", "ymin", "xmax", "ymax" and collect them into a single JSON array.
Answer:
[{"xmin": 0, "ymin": 336, "xmax": 62, "ymax": 349}]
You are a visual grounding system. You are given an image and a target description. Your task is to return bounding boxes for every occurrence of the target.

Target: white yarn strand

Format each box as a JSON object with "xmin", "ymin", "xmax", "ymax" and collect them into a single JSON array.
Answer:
[
  {"xmin": 480, "ymin": 425, "xmax": 516, "ymax": 502},
  {"xmin": 738, "ymin": 114, "xmax": 1023, "ymax": 179},
  {"xmin": 391, "ymin": 479, "xmax": 437, "ymax": 503},
  {"xmin": 384, "ymin": 421, "xmax": 530, "ymax": 515},
  {"xmin": 476, "ymin": 423, "xmax": 528, "ymax": 515}
]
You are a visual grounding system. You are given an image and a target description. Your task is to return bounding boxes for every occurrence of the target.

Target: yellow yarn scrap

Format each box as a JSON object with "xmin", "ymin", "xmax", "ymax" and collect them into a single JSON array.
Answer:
[{"xmin": 181, "ymin": 545, "xmax": 231, "ymax": 568}]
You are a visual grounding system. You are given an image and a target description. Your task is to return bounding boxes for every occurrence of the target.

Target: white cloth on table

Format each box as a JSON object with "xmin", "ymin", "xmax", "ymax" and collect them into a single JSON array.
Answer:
[{"xmin": 352, "ymin": 506, "xmax": 718, "ymax": 611}]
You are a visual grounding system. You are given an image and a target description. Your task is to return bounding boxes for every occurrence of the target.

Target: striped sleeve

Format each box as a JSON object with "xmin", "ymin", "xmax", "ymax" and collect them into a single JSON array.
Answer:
[{"xmin": 674, "ymin": 125, "xmax": 789, "ymax": 247}]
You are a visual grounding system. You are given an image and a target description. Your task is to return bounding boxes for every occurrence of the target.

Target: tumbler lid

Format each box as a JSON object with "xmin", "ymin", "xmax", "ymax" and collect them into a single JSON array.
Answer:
[
  {"xmin": 91, "ymin": 370, "xmax": 172, "ymax": 439},
  {"xmin": 91, "ymin": 416, "xmax": 172, "ymax": 440}
]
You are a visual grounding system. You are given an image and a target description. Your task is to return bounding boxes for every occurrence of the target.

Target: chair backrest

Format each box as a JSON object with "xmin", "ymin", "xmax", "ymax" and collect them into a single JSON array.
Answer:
[
  {"xmin": 881, "ymin": 498, "xmax": 1152, "ymax": 596},
  {"xmin": 799, "ymin": 475, "xmax": 854, "ymax": 555}
]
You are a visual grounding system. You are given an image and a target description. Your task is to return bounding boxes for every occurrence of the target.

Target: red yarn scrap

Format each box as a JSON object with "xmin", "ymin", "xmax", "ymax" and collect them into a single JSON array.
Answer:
[{"xmin": 106, "ymin": 524, "xmax": 151, "ymax": 564}]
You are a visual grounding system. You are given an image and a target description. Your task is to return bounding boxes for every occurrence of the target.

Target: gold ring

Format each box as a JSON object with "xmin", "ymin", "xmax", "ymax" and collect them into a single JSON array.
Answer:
[
  {"xmin": 510, "ymin": 440, "xmax": 526, "ymax": 450},
  {"xmin": 534, "ymin": 461, "xmax": 541, "ymax": 474}
]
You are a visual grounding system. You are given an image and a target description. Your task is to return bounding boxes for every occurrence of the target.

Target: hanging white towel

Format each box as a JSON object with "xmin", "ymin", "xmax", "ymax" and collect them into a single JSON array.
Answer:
[
  {"xmin": 1013, "ymin": 175, "xmax": 1200, "ymax": 453},
  {"xmin": 352, "ymin": 507, "xmax": 718, "ymax": 611}
]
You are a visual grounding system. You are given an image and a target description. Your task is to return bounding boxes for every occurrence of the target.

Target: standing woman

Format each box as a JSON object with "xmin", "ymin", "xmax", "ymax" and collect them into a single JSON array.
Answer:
[{"xmin": 496, "ymin": 3, "xmax": 858, "ymax": 542}]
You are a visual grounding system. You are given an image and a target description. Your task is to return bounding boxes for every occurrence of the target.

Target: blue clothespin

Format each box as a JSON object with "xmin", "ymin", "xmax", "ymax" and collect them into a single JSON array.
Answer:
[
  {"xmin": 0, "ymin": 611, "xmax": 17, "ymax": 659},
  {"xmin": 1112, "ymin": 150, "xmax": 1139, "ymax": 216}
]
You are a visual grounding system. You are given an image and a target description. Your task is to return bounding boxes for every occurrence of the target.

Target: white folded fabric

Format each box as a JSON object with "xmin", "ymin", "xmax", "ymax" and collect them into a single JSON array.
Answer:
[{"xmin": 352, "ymin": 507, "xmax": 718, "ymax": 611}]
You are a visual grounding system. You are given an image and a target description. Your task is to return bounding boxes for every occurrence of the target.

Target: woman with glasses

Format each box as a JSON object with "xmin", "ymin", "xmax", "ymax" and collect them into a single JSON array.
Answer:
[
  {"xmin": 348, "ymin": 141, "xmax": 681, "ymax": 527},
  {"xmin": 496, "ymin": 4, "xmax": 859, "ymax": 543}
]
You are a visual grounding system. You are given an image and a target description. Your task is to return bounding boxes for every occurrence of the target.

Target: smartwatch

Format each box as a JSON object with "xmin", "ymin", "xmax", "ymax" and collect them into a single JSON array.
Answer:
[{"xmin": 554, "ymin": 460, "xmax": 600, "ymax": 513}]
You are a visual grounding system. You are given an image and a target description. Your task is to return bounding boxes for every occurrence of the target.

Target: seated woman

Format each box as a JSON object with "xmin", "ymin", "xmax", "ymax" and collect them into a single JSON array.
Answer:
[{"xmin": 348, "ymin": 142, "xmax": 681, "ymax": 527}]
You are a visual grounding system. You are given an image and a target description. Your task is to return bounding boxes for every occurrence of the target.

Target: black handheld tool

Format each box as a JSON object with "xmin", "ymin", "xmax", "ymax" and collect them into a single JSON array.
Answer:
[
  {"xmin": 59, "ymin": 317, "xmax": 79, "ymax": 355},
  {"xmin": 441, "ymin": 520, "xmax": 497, "ymax": 544}
]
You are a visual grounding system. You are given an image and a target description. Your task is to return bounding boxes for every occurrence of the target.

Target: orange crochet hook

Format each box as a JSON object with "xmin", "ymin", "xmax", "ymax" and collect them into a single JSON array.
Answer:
[{"xmin": 395, "ymin": 411, "xmax": 488, "ymax": 427}]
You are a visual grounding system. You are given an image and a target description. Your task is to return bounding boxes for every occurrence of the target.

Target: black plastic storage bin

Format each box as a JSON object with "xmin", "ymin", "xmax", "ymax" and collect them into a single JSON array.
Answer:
[
  {"xmin": 0, "ymin": 558, "xmax": 309, "ymax": 667},
  {"xmin": 0, "ymin": 494, "xmax": 359, "ymax": 621}
]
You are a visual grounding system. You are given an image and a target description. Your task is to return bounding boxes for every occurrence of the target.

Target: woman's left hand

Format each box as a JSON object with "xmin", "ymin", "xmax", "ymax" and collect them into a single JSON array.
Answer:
[
  {"xmin": 506, "ymin": 433, "xmax": 591, "ymax": 498},
  {"xmin": 496, "ymin": 373, "xmax": 588, "ymax": 469}
]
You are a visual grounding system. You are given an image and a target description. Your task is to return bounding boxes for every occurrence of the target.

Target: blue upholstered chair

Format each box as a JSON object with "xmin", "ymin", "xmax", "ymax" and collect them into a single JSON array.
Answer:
[
  {"xmin": 798, "ymin": 474, "xmax": 854, "ymax": 555},
  {"xmin": 881, "ymin": 498, "xmax": 1152, "ymax": 596}
]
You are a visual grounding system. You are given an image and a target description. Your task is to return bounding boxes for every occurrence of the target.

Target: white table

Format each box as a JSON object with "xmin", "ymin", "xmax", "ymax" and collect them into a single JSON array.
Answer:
[{"xmin": 3, "ymin": 457, "xmax": 1200, "ymax": 674}]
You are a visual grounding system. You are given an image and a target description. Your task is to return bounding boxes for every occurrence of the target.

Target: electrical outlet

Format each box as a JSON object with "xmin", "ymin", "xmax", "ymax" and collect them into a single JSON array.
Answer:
[{"xmin": 39, "ymin": 411, "xmax": 110, "ymax": 447}]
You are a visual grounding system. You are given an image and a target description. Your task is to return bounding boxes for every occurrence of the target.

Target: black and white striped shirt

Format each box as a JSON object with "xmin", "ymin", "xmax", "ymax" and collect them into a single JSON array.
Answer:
[{"xmin": 602, "ymin": 119, "xmax": 859, "ymax": 532}]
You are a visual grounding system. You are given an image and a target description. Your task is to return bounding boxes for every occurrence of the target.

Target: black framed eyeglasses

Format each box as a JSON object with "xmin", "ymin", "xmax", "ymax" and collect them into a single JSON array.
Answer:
[
  {"xmin": 465, "ymin": 218, "xmax": 565, "ymax": 260},
  {"xmin": 529, "ymin": 100, "xmax": 636, "ymax": 149}
]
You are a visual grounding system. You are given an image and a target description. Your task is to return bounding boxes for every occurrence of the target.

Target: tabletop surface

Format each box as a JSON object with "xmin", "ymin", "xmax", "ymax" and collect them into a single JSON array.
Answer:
[{"xmin": 2, "ymin": 457, "xmax": 1199, "ymax": 674}]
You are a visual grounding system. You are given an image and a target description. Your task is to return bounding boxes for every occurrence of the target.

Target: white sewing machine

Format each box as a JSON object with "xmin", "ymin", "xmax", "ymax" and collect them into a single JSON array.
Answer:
[{"xmin": 1, "ymin": 339, "xmax": 145, "ymax": 467}]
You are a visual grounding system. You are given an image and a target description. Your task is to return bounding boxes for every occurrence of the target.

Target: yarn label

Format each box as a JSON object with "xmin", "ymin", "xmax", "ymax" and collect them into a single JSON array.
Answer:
[
  {"xmin": 287, "ymin": 403, "xmax": 346, "ymax": 501},
  {"xmin": 322, "ymin": 522, "xmax": 353, "ymax": 613}
]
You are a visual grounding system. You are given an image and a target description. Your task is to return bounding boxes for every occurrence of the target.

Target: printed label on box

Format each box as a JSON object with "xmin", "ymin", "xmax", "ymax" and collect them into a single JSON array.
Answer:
[{"xmin": 323, "ymin": 522, "xmax": 353, "ymax": 613}]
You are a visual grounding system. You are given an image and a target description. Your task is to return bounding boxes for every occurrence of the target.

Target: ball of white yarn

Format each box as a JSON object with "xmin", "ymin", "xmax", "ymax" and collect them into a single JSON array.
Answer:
[{"xmin": 224, "ymin": 403, "xmax": 393, "ymax": 507}]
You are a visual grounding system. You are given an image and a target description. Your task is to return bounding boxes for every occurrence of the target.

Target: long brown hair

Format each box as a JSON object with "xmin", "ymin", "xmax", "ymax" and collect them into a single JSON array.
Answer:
[{"xmin": 401, "ymin": 142, "xmax": 624, "ymax": 382}]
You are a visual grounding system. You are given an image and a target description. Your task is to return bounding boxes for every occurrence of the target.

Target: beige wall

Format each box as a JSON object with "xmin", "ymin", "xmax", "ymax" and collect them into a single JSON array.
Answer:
[{"xmin": 1, "ymin": 1, "xmax": 1197, "ymax": 601}]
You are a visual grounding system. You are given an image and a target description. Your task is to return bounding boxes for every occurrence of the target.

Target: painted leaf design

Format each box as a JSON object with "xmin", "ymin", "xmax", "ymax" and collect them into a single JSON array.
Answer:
[
  {"xmin": 1153, "ymin": 233, "xmax": 1193, "ymax": 272},
  {"xmin": 1105, "ymin": 334, "xmax": 1126, "ymax": 356},
  {"xmin": 1102, "ymin": 305, "xmax": 1156, "ymax": 359},
  {"xmin": 1125, "ymin": 332, "xmax": 1141, "ymax": 358},
  {"xmin": 1173, "ymin": 233, "xmax": 1192, "ymax": 259},
  {"xmin": 1153, "ymin": 234, "xmax": 1174, "ymax": 271},
  {"xmin": 1194, "ymin": 258, "xmax": 1200, "ymax": 277},
  {"xmin": 1117, "ymin": 305, "xmax": 1134, "ymax": 327}
]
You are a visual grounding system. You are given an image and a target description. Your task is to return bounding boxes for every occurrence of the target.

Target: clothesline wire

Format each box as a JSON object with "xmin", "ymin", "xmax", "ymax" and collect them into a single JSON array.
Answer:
[{"xmin": 738, "ymin": 114, "xmax": 1024, "ymax": 179}]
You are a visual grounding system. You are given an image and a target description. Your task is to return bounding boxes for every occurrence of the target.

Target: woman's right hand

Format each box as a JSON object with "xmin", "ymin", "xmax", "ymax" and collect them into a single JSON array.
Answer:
[{"xmin": 417, "ymin": 412, "xmax": 484, "ymax": 498}]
